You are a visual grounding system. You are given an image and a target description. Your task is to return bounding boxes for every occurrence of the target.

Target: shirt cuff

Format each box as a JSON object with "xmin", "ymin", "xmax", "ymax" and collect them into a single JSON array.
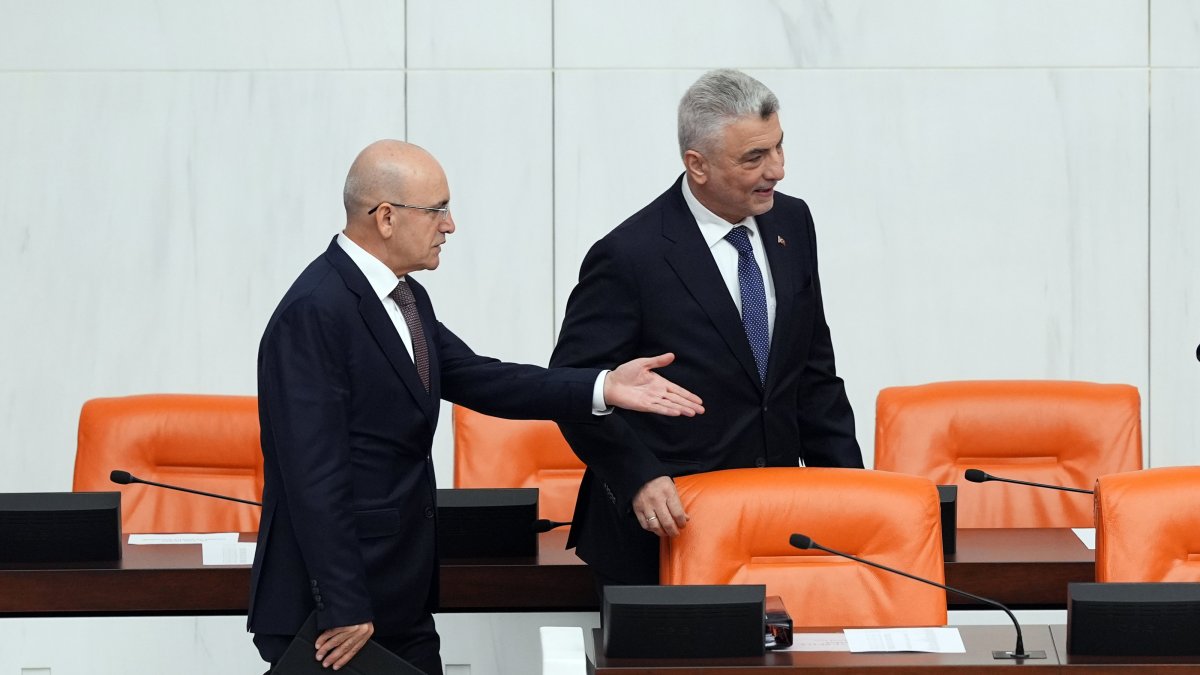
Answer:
[{"xmin": 592, "ymin": 370, "xmax": 614, "ymax": 416}]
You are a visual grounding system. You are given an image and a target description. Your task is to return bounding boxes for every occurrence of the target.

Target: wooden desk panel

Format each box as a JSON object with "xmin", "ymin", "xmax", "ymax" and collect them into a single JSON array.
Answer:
[
  {"xmin": 588, "ymin": 626, "xmax": 1060, "ymax": 674},
  {"xmin": 946, "ymin": 529, "xmax": 1094, "ymax": 609},
  {"xmin": 0, "ymin": 529, "xmax": 1093, "ymax": 616}
]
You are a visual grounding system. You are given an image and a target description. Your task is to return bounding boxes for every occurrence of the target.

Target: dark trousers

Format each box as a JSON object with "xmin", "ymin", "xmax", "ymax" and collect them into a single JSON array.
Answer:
[{"xmin": 254, "ymin": 613, "xmax": 442, "ymax": 675}]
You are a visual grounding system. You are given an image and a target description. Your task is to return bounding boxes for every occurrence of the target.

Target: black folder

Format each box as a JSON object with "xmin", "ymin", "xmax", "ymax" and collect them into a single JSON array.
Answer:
[{"xmin": 272, "ymin": 612, "xmax": 424, "ymax": 675}]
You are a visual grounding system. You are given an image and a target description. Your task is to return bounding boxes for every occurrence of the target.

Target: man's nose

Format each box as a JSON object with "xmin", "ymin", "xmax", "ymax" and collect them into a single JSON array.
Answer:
[
  {"xmin": 441, "ymin": 211, "xmax": 456, "ymax": 233},
  {"xmin": 764, "ymin": 149, "xmax": 785, "ymax": 181}
]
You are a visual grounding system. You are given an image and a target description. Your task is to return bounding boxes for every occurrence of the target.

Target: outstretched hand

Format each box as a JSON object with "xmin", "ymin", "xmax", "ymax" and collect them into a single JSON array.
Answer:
[{"xmin": 603, "ymin": 353, "xmax": 704, "ymax": 417}]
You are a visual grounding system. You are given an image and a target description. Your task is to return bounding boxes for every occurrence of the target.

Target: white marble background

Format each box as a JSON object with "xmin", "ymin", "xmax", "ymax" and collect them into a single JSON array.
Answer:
[{"xmin": 0, "ymin": 1, "xmax": 1197, "ymax": 673}]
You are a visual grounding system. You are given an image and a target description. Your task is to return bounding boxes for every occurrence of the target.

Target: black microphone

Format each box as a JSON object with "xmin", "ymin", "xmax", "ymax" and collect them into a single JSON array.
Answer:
[
  {"xmin": 963, "ymin": 468, "xmax": 1093, "ymax": 494},
  {"xmin": 789, "ymin": 533, "xmax": 1046, "ymax": 660},
  {"xmin": 110, "ymin": 469, "xmax": 263, "ymax": 506},
  {"xmin": 532, "ymin": 518, "xmax": 572, "ymax": 534}
]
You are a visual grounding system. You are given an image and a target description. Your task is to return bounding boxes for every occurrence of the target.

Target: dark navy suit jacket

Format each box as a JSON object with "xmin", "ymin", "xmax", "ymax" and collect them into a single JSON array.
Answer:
[
  {"xmin": 550, "ymin": 176, "xmax": 863, "ymax": 583},
  {"xmin": 248, "ymin": 237, "xmax": 598, "ymax": 636}
]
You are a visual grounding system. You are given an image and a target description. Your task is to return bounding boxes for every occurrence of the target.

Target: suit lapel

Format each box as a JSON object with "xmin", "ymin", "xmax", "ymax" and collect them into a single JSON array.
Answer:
[
  {"xmin": 324, "ymin": 240, "xmax": 439, "ymax": 429},
  {"xmin": 660, "ymin": 178, "xmax": 763, "ymax": 389},
  {"xmin": 756, "ymin": 211, "xmax": 795, "ymax": 395}
]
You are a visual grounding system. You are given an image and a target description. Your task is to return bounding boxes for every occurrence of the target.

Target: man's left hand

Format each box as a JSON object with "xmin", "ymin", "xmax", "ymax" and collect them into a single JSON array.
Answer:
[
  {"xmin": 604, "ymin": 353, "xmax": 704, "ymax": 417},
  {"xmin": 315, "ymin": 621, "xmax": 374, "ymax": 671}
]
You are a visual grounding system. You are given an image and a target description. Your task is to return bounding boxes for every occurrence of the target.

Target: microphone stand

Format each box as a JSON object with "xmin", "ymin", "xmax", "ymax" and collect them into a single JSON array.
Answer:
[
  {"xmin": 790, "ymin": 534, "xmax": 1046, "ymax": 660},
  {"xmin": 110, "ymin": 470, "xmax": 262, "ymax": 506},
  {"xmin": 965, "ymin": 469, "xmax": 1093, "ymax": 495}
]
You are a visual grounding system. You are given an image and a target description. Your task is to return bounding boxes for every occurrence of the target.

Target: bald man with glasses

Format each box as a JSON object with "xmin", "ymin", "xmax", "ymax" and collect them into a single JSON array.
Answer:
[{"xmin": 248, "ymin": 140, "xmax": 703, "ymax": 674}]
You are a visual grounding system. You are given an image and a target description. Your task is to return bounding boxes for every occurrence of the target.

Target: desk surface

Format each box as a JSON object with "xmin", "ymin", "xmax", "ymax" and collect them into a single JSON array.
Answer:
[
  {"xmin": 588, "ymin": 625, "xmax": 1060, "ymax": 674},
  {"xmin": 589, "ymin": 626, "xmax": 1200, "ymax": 674},
  {"xmin": 0, "ymin": 528, "xmax": 1094, "ymax": 616}
]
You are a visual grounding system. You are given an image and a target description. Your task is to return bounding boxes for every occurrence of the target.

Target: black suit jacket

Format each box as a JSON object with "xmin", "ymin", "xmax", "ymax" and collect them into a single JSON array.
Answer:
[
  {"xmin": 248, "ymin": 237, "xmax": 598, "ymax": 636},
  {"xmin": 550, "ymin": 176, "xmax": 862, "ymax": 583}
]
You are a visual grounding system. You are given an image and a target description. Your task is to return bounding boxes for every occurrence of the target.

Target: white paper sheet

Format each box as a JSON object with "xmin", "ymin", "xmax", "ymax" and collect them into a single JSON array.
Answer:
[
  {"xmin": 128, "ymin": 532, "xmax": 239, "ymax": 545},
  {"xmin": 201, "ymin": 541, "xmax": 257, "ymax": 565},
  {"xmin": 1072, "ymin": 527, "xmax": 1096, "ymax": 550},
  {"xmin": 844, "ymin": 627, "xmax": 965, "ymax": 653},
  {"xmin": 782, "ymin": 633, "xmax": 850, "ymax": 652}
]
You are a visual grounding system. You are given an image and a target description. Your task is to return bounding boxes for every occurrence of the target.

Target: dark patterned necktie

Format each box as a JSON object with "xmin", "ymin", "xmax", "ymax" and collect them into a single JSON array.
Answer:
[
  {"xmin": 389, "ymin": 280, "xmax": 430, "ymax": 393},
  {"xmin": 725, "ymin": 225, "xmax": 770, "ymax": 384}
]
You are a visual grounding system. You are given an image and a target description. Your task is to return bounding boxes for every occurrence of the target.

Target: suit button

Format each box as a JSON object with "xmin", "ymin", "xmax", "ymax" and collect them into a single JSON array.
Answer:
[
  {"xmin": 755, "ymin": 458, "xmax": 766, "ymax": 468},
  {"xmin": 310, "ymin": 580, "xmax": 318, "ymax": 587},
  {"xmin": 424, "ymin": 506, "xmax": 434, "ymax": 518},
  {"xmin": 762, "ymin": 406, "xmax": 768, "ymax": 412},
  {"xmin": 314, "ymin": 594, "xmax": 322, "ymax": 603},
  {"xmin": 317, "ymin": 602, "xmax": 325, "ymax": 610}
]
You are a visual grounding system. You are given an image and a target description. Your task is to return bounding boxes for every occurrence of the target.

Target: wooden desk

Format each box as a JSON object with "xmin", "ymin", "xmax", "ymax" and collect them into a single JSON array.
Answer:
[
  {"xmin": 584, "ymin": 625, "xmax": 1200, "ymax": 674},
  {"xmin": 588, "ymin": 625, "xmax": 1060, "ymax": 674},
  {"xmin": 946, "ymin": 529, "xmax": 1093, "ymax": 609},
  {"xmin": 0, "ymin": 528, "xmax": 1093, "ymax": 616}
]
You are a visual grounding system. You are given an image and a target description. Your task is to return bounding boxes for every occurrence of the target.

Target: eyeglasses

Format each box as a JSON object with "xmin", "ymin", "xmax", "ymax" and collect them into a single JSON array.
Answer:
[{"xmin": 368, "ymin": 201, "xmax": 451, "ymax": 220}]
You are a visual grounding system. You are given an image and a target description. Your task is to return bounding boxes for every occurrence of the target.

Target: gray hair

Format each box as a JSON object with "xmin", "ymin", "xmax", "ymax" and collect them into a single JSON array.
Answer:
[{"xmin": 677, "ymin": 69, "xmax": 779, "ymax": 157}]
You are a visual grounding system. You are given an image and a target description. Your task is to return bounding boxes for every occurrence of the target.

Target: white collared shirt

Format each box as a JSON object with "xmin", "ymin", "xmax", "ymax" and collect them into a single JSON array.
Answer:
[
  {"xmin": 337, "ymin": 232, "xmax": 415, "ymax": 361},
  {"xmin": 681, "ymin": 178, "xmax": 778, "ymax": 342}
]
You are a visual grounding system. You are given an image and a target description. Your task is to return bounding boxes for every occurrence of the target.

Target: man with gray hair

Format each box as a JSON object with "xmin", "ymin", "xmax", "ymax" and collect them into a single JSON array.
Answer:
[{"xmin": 551, "ymin": 69, "xmax": 863, "ymax": 587}]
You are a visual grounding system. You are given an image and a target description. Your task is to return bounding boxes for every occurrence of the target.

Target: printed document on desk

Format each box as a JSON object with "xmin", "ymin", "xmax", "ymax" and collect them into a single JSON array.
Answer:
[
  {"xmin": 202, "ymin": 541, "xmax": 256, "ymax": 565},
  {"xmin": 844, "ymin": 627, "xmax": 965, "ymax": 653},
  {"xmin": 1072, "ymin": 527, "xmax": 1096, "ymax": 549},
  {"xmin": 128, "ymin": 532, "xmax": 239, "ymax": 545}
]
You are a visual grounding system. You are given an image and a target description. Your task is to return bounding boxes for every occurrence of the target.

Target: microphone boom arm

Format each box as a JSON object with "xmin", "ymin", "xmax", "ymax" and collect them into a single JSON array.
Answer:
[
  {"xmin": 791, "ymin": 534, "xmax": 1046, "ymax": 660},
  {"xmin": 111, "ymin": 471, "xmax": 262, "ymax": 506}
]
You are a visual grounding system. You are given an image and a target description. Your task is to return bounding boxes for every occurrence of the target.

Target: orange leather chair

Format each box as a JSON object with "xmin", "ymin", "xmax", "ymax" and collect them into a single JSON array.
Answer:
[
  {"xmin": 1095, "ymin": 466, "xmax": 1200, "ymax": 582},
  {"xmin": 661, "ymin": 467, "xmax": 947, "ymax": 627},
  {"xmin": 73, "ymin": 394, "xmax": 263, "ymax": 533},
  {"xmin": 452, "ymin": 405, "xmax": 584, "ymax": 523},
  {"xmin": 875, "ymin": 380, "xmax": 1142, "ymax": 528}
]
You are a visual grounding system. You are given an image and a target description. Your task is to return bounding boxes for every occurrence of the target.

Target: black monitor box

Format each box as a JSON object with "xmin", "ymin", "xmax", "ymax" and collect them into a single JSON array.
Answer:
[
  {"xmin": 0, "ymin": 492, "xmax": 122, "ymax": 563},
  {"xmin": 603, "ymin": 584, "xmax": 766, "ymax": 659},
  {"xmin": 937, "ymin": 484, "xmax": 957, "ymax": 555},
  {"xmin": 1068, "ymin": 582, "xmax": 1200, "ymax": 656},
  {"xmin": 436, "ymin": 488, "xmax": 537, "ymax": 558}
]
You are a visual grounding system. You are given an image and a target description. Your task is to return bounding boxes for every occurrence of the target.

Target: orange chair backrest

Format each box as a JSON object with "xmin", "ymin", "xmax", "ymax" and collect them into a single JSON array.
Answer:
[
  {"xmin": 875, "ymin": 380, "xmax": 1141, "ymax": 528},
  {"xmin": 452, "ymin": 405, "xmax": 584, "ymax": 523},
  {"xmin": 1096, "ymin": 466, "xmax": 1200, "ymax": 582},
  {"xmin": 73, "ymin": 394, "xmax": 263, "ymax": 533},
  {"xmin": 661, "ymin": 468, "xmax": 947, "ymax": 627}
]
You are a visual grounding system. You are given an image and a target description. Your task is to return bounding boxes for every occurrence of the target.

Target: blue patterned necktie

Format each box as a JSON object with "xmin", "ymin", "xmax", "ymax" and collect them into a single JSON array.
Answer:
[{"xmin": 725, "ymin": 225, "xmax": 770, "ymax": 384}]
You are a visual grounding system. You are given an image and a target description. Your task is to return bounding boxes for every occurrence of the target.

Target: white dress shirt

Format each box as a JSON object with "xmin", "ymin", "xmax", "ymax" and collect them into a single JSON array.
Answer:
[
  {"xmin": 681, "ymin": 178, "xmax": 778, "ymax": 342},
  {"xmin": 338, "ymin": 232, "xmax": 416, "ymax": 360}
]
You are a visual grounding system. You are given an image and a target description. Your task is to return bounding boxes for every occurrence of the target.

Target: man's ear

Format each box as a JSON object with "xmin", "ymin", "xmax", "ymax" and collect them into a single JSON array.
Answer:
[
  {"xmin": 683, "ymin": 149, "xmax": 708, "ymax": 185},
  {"xmin": 375, "ymin": 205, "xmax": 394, "ymax": 239}
]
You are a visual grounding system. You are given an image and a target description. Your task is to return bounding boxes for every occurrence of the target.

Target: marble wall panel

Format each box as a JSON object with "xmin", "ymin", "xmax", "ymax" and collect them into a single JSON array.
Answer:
[
  {"xmin": 0, "ymin": 0, "xmax": 404, "ymax": 71},
  {"xmin": 555, "ymin": 0, "xmax": 1146, "ymax": 69},
  {"xmin": 770, "ymin": 68, "xmax": 1150, "ymax": 464},
  {"xmin": 408, "ymin": 0, "xmax": 551, "ymax": 69},
  {"xmin": 1149, "ymin": 71, "xmax": 1200, "ymax": 468},
  {"xmin": 1151, "ymin": 0, "xmax": 1200, "ymax": 66},
  {"xmin": 0, "ymin": 71, "xmax": 405, "ymax": 492}
]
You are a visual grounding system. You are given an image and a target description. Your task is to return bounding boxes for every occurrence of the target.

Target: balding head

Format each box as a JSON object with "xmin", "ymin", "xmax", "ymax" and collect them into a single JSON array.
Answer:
[
  {"xmin": 343, "ymin": 140, "xmax": 441, "ymax": 220},
  {"xmin": 342, "ymin": 140, "xmax": 455, "ymax": 277}
]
